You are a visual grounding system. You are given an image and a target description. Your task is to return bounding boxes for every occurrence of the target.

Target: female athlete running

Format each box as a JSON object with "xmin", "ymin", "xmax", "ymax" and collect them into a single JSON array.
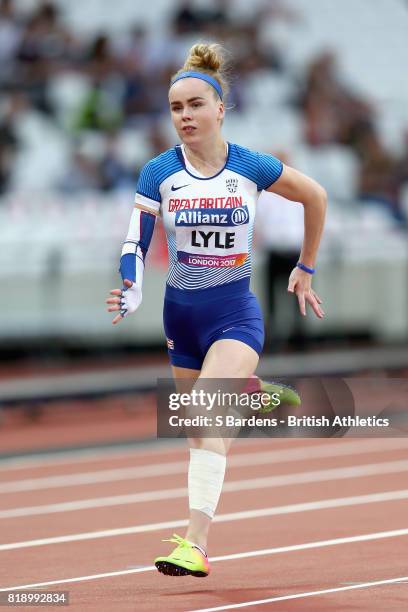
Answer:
[{"xmin": 106, "ymin": 43, "xmax": 326, "ymax": 578}]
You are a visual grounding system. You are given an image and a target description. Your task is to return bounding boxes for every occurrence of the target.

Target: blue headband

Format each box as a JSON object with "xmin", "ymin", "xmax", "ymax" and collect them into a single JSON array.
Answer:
[{"xmin": 170, "ymin": 71, "xmax": 223, "ymax": 100}]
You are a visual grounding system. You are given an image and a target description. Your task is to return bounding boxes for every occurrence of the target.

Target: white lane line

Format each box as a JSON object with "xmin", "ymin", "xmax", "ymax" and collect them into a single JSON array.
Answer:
[
  {"xmin": 2, "ymin": 458, "xmax": 408, "ymax": 519},
  {"xmin": 2, "ymin": 438, "xmax": 408, "ymax": 493},
  {"xmin": 0, "ymin": 439, "xmax": 257, "ymax": 472},
  {"xmin": 1, "ymin": 528, "xmax": 407, "ymax": 592},
  {"xmin": 0, "ymin": 461, "xmax": 187, "ymax": 493},
  {"xmin": 0, "ymin": 442, "xmax": 182, "ymax": 471},
  {"xmin": 1, "ymin": 488, "xmax": 408, "ymax": 552},
  {"xmin": 341, "ymin": 580, "xmax": 408, "ymax": 584},
  {"xmin": 189, "ymin": 576, "xmax": 408, "ymax": 611}
]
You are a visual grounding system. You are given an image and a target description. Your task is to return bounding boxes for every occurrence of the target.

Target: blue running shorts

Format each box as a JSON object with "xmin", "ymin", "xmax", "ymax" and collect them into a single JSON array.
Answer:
[{"xmin": 163, "ymin": 278, "xmax": 265, "ymax": 370}]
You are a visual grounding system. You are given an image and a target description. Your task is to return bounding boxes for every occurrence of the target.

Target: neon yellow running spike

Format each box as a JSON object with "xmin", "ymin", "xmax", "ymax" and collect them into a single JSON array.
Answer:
[
  {"xmin": 258, "ymin": 379, "xmax": 301, "ymax": 414},
  {"xmin": 155, "ymin": 534, "xmax": 210, "ymax": 577}
]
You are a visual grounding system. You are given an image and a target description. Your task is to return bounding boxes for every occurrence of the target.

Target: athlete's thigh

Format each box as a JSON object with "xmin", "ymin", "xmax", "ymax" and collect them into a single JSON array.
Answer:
[
  {"xmin": 200, "ymin": 338, "xmax": 259, "ymax": 379},
  {"xmin": 171, "ymin": 365, "xmax": 224, "ymax": 451},
  {"xmin": 200, "ymin": 340, "xmax": 259, "ymax": 454}
]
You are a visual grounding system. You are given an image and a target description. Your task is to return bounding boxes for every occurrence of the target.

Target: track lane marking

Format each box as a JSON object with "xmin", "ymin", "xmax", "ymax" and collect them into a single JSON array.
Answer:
[
  {"xmin": 1, "ymin": 528, "xmax": 407, "ymax": 591},
  {"xmin": 1, "ymin": 489, "xmax": 408, "ymax": 551},
  {"xmin": 2, "ymin": 458, "xmax": 408, "ymax": 519},
  {"xmin": 0, "ymin": 438, "xmax": 266, "ymax": 471},
  {"xmin": 189, "ymin": 576, "xmax": 408, "ymax": 611},
  {"xmin": 2, "ymin": 439, "xmax": 408, "ymax": 493},
  {"xmin": 0, "ymin": 443, "xmax": 183, "ymax": 471}
]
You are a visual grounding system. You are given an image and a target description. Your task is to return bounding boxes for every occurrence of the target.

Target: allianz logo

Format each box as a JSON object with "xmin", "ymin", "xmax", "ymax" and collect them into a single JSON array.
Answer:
[{"xmin": 176, "ymin": 207, "xmax": 249, "ymax": 226}]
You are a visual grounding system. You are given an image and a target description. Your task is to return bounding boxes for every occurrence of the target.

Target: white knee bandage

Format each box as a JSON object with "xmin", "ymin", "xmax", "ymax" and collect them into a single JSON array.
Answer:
[{"xmin": 188, "ymin": 448, "xmax": 226, "ymax": 519}]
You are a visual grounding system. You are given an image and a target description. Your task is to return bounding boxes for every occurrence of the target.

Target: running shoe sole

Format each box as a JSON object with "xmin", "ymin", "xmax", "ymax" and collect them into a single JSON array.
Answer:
[{"xmin": 155, "ymin": 560, "xmax": 208, "ymax": 577}]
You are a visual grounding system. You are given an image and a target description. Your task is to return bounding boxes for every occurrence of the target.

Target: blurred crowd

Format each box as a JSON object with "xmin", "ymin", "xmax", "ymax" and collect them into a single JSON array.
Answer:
[
  {"xmin": 0, "ymin": 0, "xmax": 407, "ymax": 224},
  {"xmin": 0, "ymin": 0, "xmax": 287, "ymax": 194},
  {"xmin": 295, "ymin": 50, "xmax": 408, "ymax": 223}
]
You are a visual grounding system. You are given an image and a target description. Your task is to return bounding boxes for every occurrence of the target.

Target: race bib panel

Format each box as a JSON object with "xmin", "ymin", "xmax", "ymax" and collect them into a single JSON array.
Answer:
[{"xmin": 175, "ymin": 206, "xmax": 250, "ymax": 268}]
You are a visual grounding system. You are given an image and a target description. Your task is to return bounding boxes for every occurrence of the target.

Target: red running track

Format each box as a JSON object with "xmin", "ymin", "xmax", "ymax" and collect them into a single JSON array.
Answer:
[{"xmin": 0, "ymin": 438, "xmax": 408, "ymax": 611}]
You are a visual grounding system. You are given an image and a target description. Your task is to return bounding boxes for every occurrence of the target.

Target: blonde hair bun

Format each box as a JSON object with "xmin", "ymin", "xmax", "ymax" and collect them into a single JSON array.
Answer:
[
  {"xmin": 172, "ymin": 42, "xmax": 229, "ymax": 100},
  {"xmin": 184, "ymin": 43, "xmax": 222, "ymax": 72}
]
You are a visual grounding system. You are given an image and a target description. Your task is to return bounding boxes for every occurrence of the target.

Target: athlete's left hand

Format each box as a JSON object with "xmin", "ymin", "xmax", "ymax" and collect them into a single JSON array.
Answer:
[{"xmin": 287, "ymin": 267, "xmax": 324, "ymax": 318}]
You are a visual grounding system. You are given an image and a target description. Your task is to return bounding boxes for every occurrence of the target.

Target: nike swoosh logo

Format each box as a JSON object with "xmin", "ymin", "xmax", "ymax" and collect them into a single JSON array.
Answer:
[{"xmin": 171, "ymin": 184, "xmax": 190, "ymax": 191}]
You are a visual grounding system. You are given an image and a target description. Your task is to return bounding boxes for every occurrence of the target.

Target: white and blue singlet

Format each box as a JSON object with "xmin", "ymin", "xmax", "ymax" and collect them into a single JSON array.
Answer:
[{"xmin": 122, "ymin": 142, "xmax": 283, "ymax": 369}]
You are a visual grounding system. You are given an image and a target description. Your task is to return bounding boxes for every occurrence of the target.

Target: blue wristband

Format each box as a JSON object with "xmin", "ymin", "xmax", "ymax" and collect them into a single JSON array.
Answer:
[{"xmin": 297, "ymin": 261, "xmax": 315, "ymax": 275}]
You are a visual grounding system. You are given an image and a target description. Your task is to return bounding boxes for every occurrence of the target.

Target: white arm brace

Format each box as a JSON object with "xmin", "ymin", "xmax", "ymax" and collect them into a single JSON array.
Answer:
[{"xmin": 118, "ymin": 206, "xmax": 156, "ymax": 318}]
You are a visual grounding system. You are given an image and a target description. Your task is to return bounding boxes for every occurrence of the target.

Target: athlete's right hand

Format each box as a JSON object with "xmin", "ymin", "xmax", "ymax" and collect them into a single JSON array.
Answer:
[{"xmin": 106, "ymin": 278, "xmax": 142, "ymax": 325}]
